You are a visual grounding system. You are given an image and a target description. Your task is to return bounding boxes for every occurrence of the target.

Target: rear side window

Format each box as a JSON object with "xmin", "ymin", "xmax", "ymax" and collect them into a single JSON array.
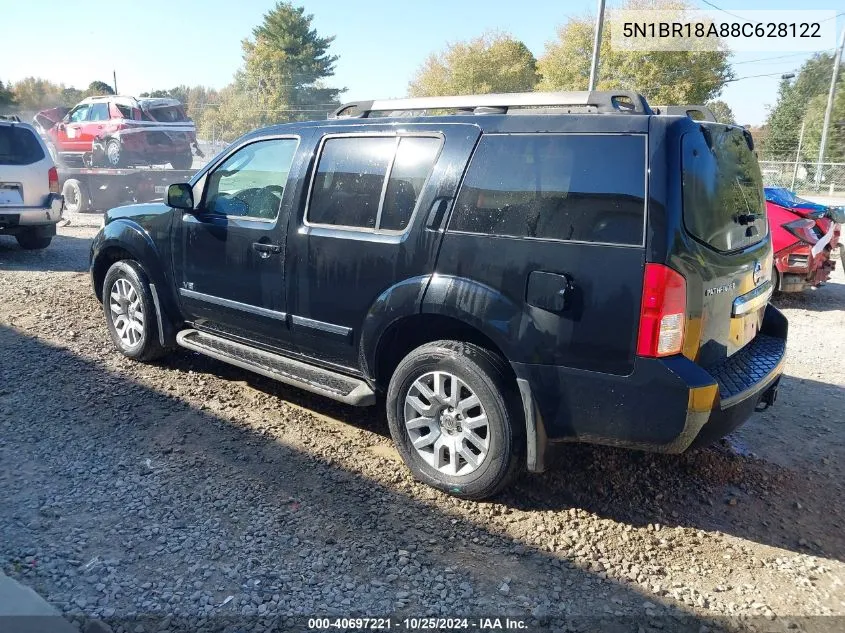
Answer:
[
  {"xmin": 307, "ymin": 135, "xmax": 441, "ymax": 232},
  {"xmin": 89, "ymin": 103, "xmax": 110, "ymax": 121},
  {"xmin": 683, "ymin": 126, "xmax": 767, "ymax": 252},
  {"xmin": 381, "ymin": 137, "xmax": 442, "ymax": 231},
  {"xmin": 449, "ymin": 134, "xmax": 646, "ymax": 246},
  {"xmin": 0, "ymin": 126, "xmax": 46, "ymax": 165}
]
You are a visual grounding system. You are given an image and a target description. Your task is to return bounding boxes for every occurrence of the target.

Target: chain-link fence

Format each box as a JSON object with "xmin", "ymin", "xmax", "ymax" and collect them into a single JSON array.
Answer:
[{"xmin": 758, "ymin": 161, "xmax": 845, "ymax": 198}]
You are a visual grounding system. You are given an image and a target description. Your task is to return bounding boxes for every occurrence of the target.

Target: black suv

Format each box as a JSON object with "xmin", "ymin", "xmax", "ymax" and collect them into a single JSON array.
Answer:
[{"xmin": 90, "ymin": 91, "xmax": 786, "ymax": 499}]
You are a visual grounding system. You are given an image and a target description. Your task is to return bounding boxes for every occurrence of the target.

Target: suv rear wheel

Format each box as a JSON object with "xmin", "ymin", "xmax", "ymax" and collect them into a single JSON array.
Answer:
[
  {"xmin": 102, "ymin": 260, "xmax": 168, "ymax": 362},
  {"xmin": 15, "ymin": 231, "xmax": 52, "ymax": 250},
  {"xmin": 170, "ymin": 151, "xmax": 193, "ymax": 170},
  {"xmin": 386, "ymin": 340, "xmax": 523, "ymax": 500},
  {"xmin": 105, "ymin": 138, "xmax": 123, "ymax": 168}
]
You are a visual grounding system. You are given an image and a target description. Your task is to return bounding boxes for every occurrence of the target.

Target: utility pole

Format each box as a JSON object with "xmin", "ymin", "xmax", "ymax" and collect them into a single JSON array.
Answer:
[
  {"xmin": 588, "ymin": 0, "xmax": 607, "ymax": 91},
  {"xmin": 790, "ymin": 118, "xmax": 806, "ymax": 191},
  {"xmin": 113, "ymin": 70, "xmax": 118, "ymax": 95},
  {"xmin": 814, "ymin": 25, "xmax": 845, "ymax": 188}
]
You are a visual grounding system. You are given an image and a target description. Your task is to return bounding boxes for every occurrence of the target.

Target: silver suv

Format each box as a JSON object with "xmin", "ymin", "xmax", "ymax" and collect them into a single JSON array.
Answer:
[{"xmin": 0, "ymin": 121, "xmax": 63, "ymax": 249}]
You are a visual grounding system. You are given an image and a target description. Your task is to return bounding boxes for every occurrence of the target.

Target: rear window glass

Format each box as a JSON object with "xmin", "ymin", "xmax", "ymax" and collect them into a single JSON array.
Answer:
[
  {"xmin": 449, "ymin": 134, "xmax": 646, "ymax": 246},
  {"xmin": 0, "ymin": 125, "xmax": 45, "ymax": 165},
  {"xmin": 380, "ymin": 136, "xmax": 441, "ymax": 231},
  {"xmin": 683, "ymin": 126, "xmax": 767, "ymax": 252},
  {"xmin": 148, "ymin": 106, "xmax": 188, "ymax": 122},
  {"xmin": 309, "ymin": 137, "xmax": 395, "ymax": 229},
  {"xmin": 307, "ymin": 135, "xmax": 440, "ymax": 231}
]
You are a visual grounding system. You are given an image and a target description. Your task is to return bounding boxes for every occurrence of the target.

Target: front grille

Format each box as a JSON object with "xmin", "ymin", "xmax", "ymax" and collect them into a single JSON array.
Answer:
[{"xmin": 707, "ymin": 333, "xmax": 785, "ymax": 401}]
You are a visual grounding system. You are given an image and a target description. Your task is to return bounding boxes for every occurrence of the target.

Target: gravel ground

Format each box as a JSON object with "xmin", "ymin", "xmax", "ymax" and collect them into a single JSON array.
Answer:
[{"xmin": 1, "ymin": 213, "xmax": 844, "ymax": 633}]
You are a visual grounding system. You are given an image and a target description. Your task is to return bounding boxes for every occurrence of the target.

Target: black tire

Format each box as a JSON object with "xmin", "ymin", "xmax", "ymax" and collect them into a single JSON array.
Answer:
[
  {"xmin": 105, "ymin": 138, "xmax": 123, "ymax": 168},
  {"xmin": 102, "ymin": 260, "xmax": 169, "ymax": 362},
  {"xmin": 15, "ymin": 231, "xmax": 52, "ymax": 250},
  {"xmin": 772, "ymin": 265, "xmax": 781, "ymax": 294},
  {"xmin": 169, "ymin": 151, "xmax": 193, "ymax": 170},
  {"xmin": 386, "ymin": 340, "xmax": 524, "ymax": 500},
  {"xmin": 62, "ymin": 178, "xmax": 90, "ymax": 213}
]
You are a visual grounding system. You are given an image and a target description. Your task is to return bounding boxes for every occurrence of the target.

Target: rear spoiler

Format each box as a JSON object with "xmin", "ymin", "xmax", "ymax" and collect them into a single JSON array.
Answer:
[{"xmin": 652, "ymin": 105, "xmax": 717, "ymax": 122}]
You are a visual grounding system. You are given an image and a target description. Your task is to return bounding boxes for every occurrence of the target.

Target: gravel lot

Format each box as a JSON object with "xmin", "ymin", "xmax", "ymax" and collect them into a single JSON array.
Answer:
[{"xmin": 1, "ymin": 213, "xmax": 844, "ymax": 633}]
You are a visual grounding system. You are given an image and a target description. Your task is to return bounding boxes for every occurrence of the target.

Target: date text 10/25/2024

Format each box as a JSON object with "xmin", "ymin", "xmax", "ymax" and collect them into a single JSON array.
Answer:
[{"xmin": 307, "ymin": 617, "xmax": 528, "ymax": 630}]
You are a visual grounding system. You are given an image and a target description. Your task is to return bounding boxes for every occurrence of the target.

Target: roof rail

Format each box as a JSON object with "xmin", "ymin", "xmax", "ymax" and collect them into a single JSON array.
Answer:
[
  {"xmin": 652, "ymin": 105, "xmax": 717, "ymax": 122},
  {"xmin": 330, "ymin": 91, "xmax": 653, "ymax": 118}
]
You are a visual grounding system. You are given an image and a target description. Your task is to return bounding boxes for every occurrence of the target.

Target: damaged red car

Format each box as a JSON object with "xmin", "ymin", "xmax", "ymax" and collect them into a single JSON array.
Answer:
[
  {"xmin": 765, "ymin": 187, "xmax": 842, "ymax": 293},
  {"xmin": 33, "ymin": 96, "xmax": 202, "ymax": 169}
]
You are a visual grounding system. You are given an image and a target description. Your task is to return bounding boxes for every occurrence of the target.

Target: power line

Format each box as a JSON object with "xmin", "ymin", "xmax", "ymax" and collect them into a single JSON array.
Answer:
[
  {"xmin": 696, "ymin": 0, "xmax": 752, "ymax": 23},
  {"xmin": 724, "ymin": 70, "xmax": 798, "ymax": 83},
  {"xmin": 733, "ymin": 50, "xmax": 835, "ymax": 66}
]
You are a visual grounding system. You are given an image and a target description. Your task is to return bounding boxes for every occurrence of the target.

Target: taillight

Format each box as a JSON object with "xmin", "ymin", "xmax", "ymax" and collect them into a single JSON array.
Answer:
[
  {"xmin": 637, "ymin": 263, "xmax": 687, "ymax": 358},
  {"xmin": 48, "ymin": 166, "xmax": 59, "ymax": 194},
  {"xmin": 783, "ymin": 218, "xmax": 817, "ymax": 244}
]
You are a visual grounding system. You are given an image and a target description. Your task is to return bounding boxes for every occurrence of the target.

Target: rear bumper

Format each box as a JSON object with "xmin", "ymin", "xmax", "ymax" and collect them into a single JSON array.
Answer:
[
  {"xmin": 775, "ymin": 242, "xmax": 835, "ymax": 291},
  {"xmin": 0, "ymin": 194, "xmax": 63, "ymax": 233},
  {"xmin": 515, "ymin": 304, "xmax": 787, "ymax": 472}
]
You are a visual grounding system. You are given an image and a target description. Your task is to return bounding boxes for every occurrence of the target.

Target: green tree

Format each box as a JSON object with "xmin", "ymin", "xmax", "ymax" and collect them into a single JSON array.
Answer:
[
  {"xmin": 9, "ymin": 77, "xmax": 65, "ymax": 110},
  {"xmin": 765, "ymin": 53, "xmax": 837, "ymax": 160},
  {"xmin": 706, "ymin": 99, "xmax": 736, "ymax": 125},
  {"xmin": 802, "ymin": 81, "xmax": 845, "ymax": 164},
  {"xmin": 60, "ymin": 87, "xmax": 84, "ymax": 107},
  {"xmin": 0, "ymin": 80, "xmax": 15, "ymax": 108},
  {"xmin": 86, "ymin": 80, "xmax": 115, "ymax": 97},
  {"xmin": 537, "ymin": 0, "xmax": 733, "ymax": 105},
  {"xmin": 211, "ymin": 2, "xmax": 342, "ymax": 140},
  {"xmin": 408, "ymin": 32, "xmax": 539, "ymax": 97}
]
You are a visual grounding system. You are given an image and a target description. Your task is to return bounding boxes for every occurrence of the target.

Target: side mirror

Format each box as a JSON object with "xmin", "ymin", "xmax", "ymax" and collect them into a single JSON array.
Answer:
[{"xmin": 166, "ymin": 183, "xmax": 194, "ymax": 210}]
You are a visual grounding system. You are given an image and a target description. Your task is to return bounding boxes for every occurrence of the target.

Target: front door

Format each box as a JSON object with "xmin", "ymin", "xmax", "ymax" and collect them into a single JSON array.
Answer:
[
  {"xmin": 286, "ymin": 124, "xmax": 482, "ymax": 369},
  {"xmin": 60, "ymin": 104, "xmax": 91, "ymax": 152},
  {"xmin": 176, "ymin": 134, "xmax": 303, "ymax": 350}
]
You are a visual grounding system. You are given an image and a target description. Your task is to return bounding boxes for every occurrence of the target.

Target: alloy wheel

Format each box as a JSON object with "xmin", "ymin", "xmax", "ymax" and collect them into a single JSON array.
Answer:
[
  {"xmin": 108, "ymin": 278, "xmax": 144, "ymax": 347},
  {"xmin": 403, "ymin": 371, "xmax": 490, "ymax": 476}
]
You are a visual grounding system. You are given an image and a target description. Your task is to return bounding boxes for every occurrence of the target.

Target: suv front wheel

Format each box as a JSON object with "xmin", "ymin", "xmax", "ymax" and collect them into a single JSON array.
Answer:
[
  {"xmin": 386, "ymin": 340, "xmax": 523, "ymax": 500},
  {"xmin": 102, "ymin": 260, "xmax": 168, "ymax": 362}
]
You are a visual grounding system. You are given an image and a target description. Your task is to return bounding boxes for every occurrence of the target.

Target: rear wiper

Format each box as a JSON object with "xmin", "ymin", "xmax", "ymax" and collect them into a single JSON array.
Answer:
[{"xmin": 735, "ymin": 212, "xmax": 761, "ymax": 225}]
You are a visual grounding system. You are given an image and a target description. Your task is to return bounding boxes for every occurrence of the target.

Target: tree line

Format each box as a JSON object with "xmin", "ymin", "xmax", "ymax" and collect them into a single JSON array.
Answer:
[{"xmin": 3, "ymin": 0, "xmax": 839, "ymax": 163}]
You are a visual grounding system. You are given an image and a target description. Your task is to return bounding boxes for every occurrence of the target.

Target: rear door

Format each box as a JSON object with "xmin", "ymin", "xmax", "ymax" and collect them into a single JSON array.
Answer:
[
  {"xmin": 435, "ymin": 132, "xmax": 649, "ymax": 375},
  {"xmin": 677, "ymin": 123, "xmax": 772, "ymax": 366},
  {"xmin": 85, "ymin": 102, "xmax": 111, "ymax": 145},
  {"xmin": 286, "ymin": 123, "xmax": 481, "ymax": 369}
]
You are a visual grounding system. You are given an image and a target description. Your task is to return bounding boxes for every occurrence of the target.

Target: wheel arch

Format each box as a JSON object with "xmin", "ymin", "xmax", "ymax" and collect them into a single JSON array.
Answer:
[
  {"xmin": 371, "ymin": 313, "xmax": 516, "ymax": 391},
  {"xmin": 90, "ymin": 221, "xmax": 181, "ymax": 345}
]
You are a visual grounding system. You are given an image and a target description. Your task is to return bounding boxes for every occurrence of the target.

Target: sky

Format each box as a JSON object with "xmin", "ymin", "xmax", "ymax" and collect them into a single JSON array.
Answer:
[{"xmin": 1, "ymin": 0, "xmax": 842, "ymax": 126}]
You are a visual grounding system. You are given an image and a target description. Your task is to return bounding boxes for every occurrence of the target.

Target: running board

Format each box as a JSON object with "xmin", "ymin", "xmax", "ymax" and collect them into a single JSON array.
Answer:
[{"xmin": 176, "ymin": 329, "xmax": 376, "ymax": 406}]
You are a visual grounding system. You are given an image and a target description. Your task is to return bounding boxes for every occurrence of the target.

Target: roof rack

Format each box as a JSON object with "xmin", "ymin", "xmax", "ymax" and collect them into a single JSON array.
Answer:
[
  {"xmin": 330, "ymin": 91, "xmax": 653, "ymax": 118},
  {"xmin": 652, "ymin": 105, "xmax": 717, "ymax": 122}
]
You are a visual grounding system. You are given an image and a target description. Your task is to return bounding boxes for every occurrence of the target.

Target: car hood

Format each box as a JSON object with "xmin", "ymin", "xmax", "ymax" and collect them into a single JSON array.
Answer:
[
  {"xmin": 105, "ymin": 202, "xmax": 171, "ymax": 226},
  {"xmin": 33, "ymin": 107, "xmax": 70, "ymax": 131}
]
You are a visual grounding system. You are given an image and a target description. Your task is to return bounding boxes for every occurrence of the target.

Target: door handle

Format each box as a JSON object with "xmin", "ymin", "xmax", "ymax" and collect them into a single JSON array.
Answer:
[
  {"xmin": 426, "ymin": 197, "xmax": 452, "ymax": 230},
  {"xmin": 252, "ymin": 242, "xmax": 281, "ymax": 258}
]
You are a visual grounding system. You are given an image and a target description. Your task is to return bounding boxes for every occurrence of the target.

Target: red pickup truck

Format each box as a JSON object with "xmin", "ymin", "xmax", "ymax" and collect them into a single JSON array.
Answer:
[{"xmin": 34, "ymin": 96, "xmax": 201, "ymax": 169}]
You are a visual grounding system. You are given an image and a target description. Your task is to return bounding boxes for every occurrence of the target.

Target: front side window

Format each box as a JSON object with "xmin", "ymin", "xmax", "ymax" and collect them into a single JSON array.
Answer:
[
  {"xmin": 449, "ymin": 134, "xmax": 646, "ymax": 246},
  {"xmin": 307, "ymin": 135, "xmax": 441, "ymax": 231},
  {"xmin": 203, "ymin": 138, "xmax": 298, "ymax": 220},
  {"xmin": 68, "ymin": 105, "xmax": 90, "ymax": 123}
]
